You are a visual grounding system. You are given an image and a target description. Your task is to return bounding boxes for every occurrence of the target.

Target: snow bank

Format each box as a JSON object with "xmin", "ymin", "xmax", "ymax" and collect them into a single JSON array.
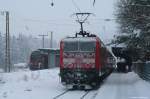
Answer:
[
  {"xmin": 13, "ymin": 63, "xmax": 28, "ymax": 68},
  {"xmin": 95, "ymin": 72, "xmax": 150, "ymax": 99},
  {"xmin": 0, "ymin": 68, "xmax": 66, "ymax": 99},
  {"xmin": 0, "ymin": 68, "xmax": 150, "ymax": 99}
]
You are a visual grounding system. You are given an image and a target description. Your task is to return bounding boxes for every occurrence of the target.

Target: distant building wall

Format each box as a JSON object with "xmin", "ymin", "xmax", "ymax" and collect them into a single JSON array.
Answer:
[{"xmin": 48, "ymin": 50, "xmax": 60, "ymax": 68}]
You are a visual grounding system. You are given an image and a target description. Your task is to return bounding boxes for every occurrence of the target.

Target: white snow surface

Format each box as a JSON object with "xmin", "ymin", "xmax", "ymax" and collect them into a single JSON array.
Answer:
[
  {"xmin": 0, "ymin": 68, "xmax": 150, "ymax": 99},
  {"xmin": 13, "ymin": 63, "xmax": 28, "ymax": 68}
]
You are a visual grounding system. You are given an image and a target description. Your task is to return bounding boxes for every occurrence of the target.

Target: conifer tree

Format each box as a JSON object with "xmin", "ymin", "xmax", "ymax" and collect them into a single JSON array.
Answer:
[{"xmin": 114, "ymin": 0, "xmax": 150, "ymax": 60}]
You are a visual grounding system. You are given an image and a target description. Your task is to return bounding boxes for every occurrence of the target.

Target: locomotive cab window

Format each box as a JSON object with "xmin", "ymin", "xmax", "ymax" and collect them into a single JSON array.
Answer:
[
  {"xmin": 63, "ymin": 41, "xmax": 78, "ymax": 51},
  {"xmin": 79, "ymin": 42, "xmax": 96, "ymax": 52}
]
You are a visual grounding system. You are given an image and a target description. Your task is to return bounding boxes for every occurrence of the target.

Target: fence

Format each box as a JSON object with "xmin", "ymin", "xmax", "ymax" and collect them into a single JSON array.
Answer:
[{"xmin": 133, "ymin": 61, "xmax": 150, "ymax": 81}]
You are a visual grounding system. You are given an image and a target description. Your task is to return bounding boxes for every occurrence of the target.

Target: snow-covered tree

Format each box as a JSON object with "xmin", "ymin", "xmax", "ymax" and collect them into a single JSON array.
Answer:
[
  {"xmin": 10, "ymin": 34, "xmax": 41, "ymax": 64},
  {"xmin": 114, "ymin": 0, "xmax": 150, "ymax": 61},
  {"xmin": 0, "ymin": 33, "xmax": 5, "ymax": 69}
]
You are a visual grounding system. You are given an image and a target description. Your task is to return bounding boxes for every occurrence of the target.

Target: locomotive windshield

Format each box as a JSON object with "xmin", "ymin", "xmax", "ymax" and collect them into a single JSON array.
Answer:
[
  {"xmin": 63, "ymin": 41, "xmax": 96, "ymax": 52},
  {"xmin": 64, "ymin": 41, "xmax": 78, "ymax": 51},
  {"xmin": 79, "ymin": 42, "xmax": 95, "ymax": 51}
]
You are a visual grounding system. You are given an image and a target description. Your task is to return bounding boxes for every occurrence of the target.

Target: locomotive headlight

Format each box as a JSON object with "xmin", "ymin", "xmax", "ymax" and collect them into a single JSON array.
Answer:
[
  {"xmin": 91, "ymin": 64, "xmax": 95, "ymax": 68},
  {"xmin": 84, "ymin": 74, "xmax": 87, "ymax": 78},
  {"xmin": 76, "ymin": 72, "xmax": 82, "ymax": 77},
  {"xmin": 89, "ymin": 63, "xmax": 95, "ymax": 68}
]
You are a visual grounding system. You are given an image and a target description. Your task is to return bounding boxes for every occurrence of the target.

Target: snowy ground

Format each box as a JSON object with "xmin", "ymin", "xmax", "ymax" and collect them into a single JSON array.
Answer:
[{"xmin": 0, "ymin": 68, "xmax": 150, "ymax": 99}]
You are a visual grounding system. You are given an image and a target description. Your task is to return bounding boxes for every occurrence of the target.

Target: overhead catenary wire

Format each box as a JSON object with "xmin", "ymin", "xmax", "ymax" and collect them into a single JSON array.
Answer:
[
  {"xmin": 9, "ymin": 18, "xmax": 78, "ymax": 27},
  {"xmin": 93, "ymin": 0, "xmax": 96, "ymax": 6},
  {"xmin": 71, "ymin": 0, "xmax": 82, "ymax": 12}
]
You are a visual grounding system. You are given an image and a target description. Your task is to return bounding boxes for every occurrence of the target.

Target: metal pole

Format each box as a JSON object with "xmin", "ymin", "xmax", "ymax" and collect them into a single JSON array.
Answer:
[
  {"xmin": 80, "ymin": 22, "xmax": 84, "ymax": 33},
  {"xmin": 42, "ymin": 36, "xmax": 44, "ymax": 48},
  {"xmin": 0, "ymin": 11, "xmax": 11, "ymax": 72},
  {"xmin": 5, "ymin": 11, "xmax": 7, "ymax": 72},
  {"xmin": 39, "ymin": 34, "xmax": 48, "ymax": 48},
  {"xmin": 5, "ymin": 11, "xmax": 10, "ymax": 72},
  {"xmin": 50, "ymin": 32, "xmax": 53, "ymax": 48},
  {"xmin": 7, "ymin": 12, "xmax": 10, "ymax": 72}
]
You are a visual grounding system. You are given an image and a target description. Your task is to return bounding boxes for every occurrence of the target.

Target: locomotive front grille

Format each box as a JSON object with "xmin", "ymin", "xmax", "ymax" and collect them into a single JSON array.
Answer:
[{"xmin": 60, "ymin": 68, "xmax": 98, "ymax": 85}]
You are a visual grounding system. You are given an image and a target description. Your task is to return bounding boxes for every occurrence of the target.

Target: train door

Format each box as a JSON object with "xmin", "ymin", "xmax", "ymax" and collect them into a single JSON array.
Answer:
[{"xmin": 43, "ymin": 54, "xmax": 48, "ymax": 69}]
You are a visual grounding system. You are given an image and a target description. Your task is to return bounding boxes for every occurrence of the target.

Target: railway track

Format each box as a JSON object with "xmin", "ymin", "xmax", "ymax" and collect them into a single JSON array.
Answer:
[
  {"xmin": 80, "ymin": 90, "xmax": 99, "ymax": 99},
  {"xmin": 52, "ymin": 69, "xmax": 113, "ymax": 99},
  {"xmin": 53, "ymin": 89, "xmax": 99, "ymax": 99},
  {"xmin": 53, "ymin": 90, "xmax": 70, "ymax": 99}
]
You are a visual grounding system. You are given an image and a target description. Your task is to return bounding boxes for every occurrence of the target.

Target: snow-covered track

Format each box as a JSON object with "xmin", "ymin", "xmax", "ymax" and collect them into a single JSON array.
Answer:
[
  {"xmin": 53, "ymin": 90, "xmax": 70, "ymax": 99},
  {"xmin": 80, "ymin": 90, "xmax": 90, "ymax": 99},
  {"xmin": 53, "ymin": 89, "xmax": 99, "ymax": 99},
  {"xmin": 80, "ymin": 89, "xmax": 100, "ymax": 99}
]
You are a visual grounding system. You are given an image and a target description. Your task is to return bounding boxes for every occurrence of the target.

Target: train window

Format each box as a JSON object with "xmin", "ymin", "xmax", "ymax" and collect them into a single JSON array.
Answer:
[
  {"xmin": 31, "ymin": 54, "xmax": 41, "ymax": 60},
  {"xmin": 64, "ymin": 42, "xmax": 78, "ymax": 51},
  {"xmin": 79, "ymin": 42, "xmax": 96, "ymax": 51},
  {"xmin": 31, "ymin": 51, "xmax": 41, "ymax": 60}
]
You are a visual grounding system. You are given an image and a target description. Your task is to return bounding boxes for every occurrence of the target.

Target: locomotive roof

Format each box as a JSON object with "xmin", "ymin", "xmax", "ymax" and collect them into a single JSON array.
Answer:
[
  {"xmin": 62, "ymin": 37, "xmax": 97, "ymax": 42},
  {"xmin": 38, "ymin": 48, "xmax": 59, "ymax": 51},
  {"xmin": 38, "ymin": 48, "xmax": 60, "ymax": 54}
]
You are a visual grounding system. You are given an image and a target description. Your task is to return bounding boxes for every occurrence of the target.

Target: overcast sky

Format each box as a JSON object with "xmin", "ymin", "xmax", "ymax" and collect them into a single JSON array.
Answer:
[{"xmin": 0, "ymin": 0, "xmax": 118, "ymax": 42}]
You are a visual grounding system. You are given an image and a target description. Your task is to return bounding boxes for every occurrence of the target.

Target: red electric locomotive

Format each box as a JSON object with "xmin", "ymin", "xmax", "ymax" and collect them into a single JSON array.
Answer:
[
  {"xmin": 60, "ymin": 36, "xmax": 116, "ymax": 89},
  {"xmin": 59, "ymin": 13, "xmax": 116, "ymax": 89}
]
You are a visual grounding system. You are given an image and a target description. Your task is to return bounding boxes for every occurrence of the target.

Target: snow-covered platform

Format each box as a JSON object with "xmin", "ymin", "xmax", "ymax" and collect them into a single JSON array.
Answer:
[
  {"xmin": 96, "ymin": 72, "xmax": 150, "ymax": 99},
  {"xmin": 0, "ymin": 68, "xmax": 150, "ymax": 99}
]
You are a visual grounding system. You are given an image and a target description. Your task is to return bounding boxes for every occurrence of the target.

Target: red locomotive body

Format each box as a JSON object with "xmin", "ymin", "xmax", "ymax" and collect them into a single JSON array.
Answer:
[{"xmin": 60, "ymin": 36, "xmax": 116, "ymax": 89}]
